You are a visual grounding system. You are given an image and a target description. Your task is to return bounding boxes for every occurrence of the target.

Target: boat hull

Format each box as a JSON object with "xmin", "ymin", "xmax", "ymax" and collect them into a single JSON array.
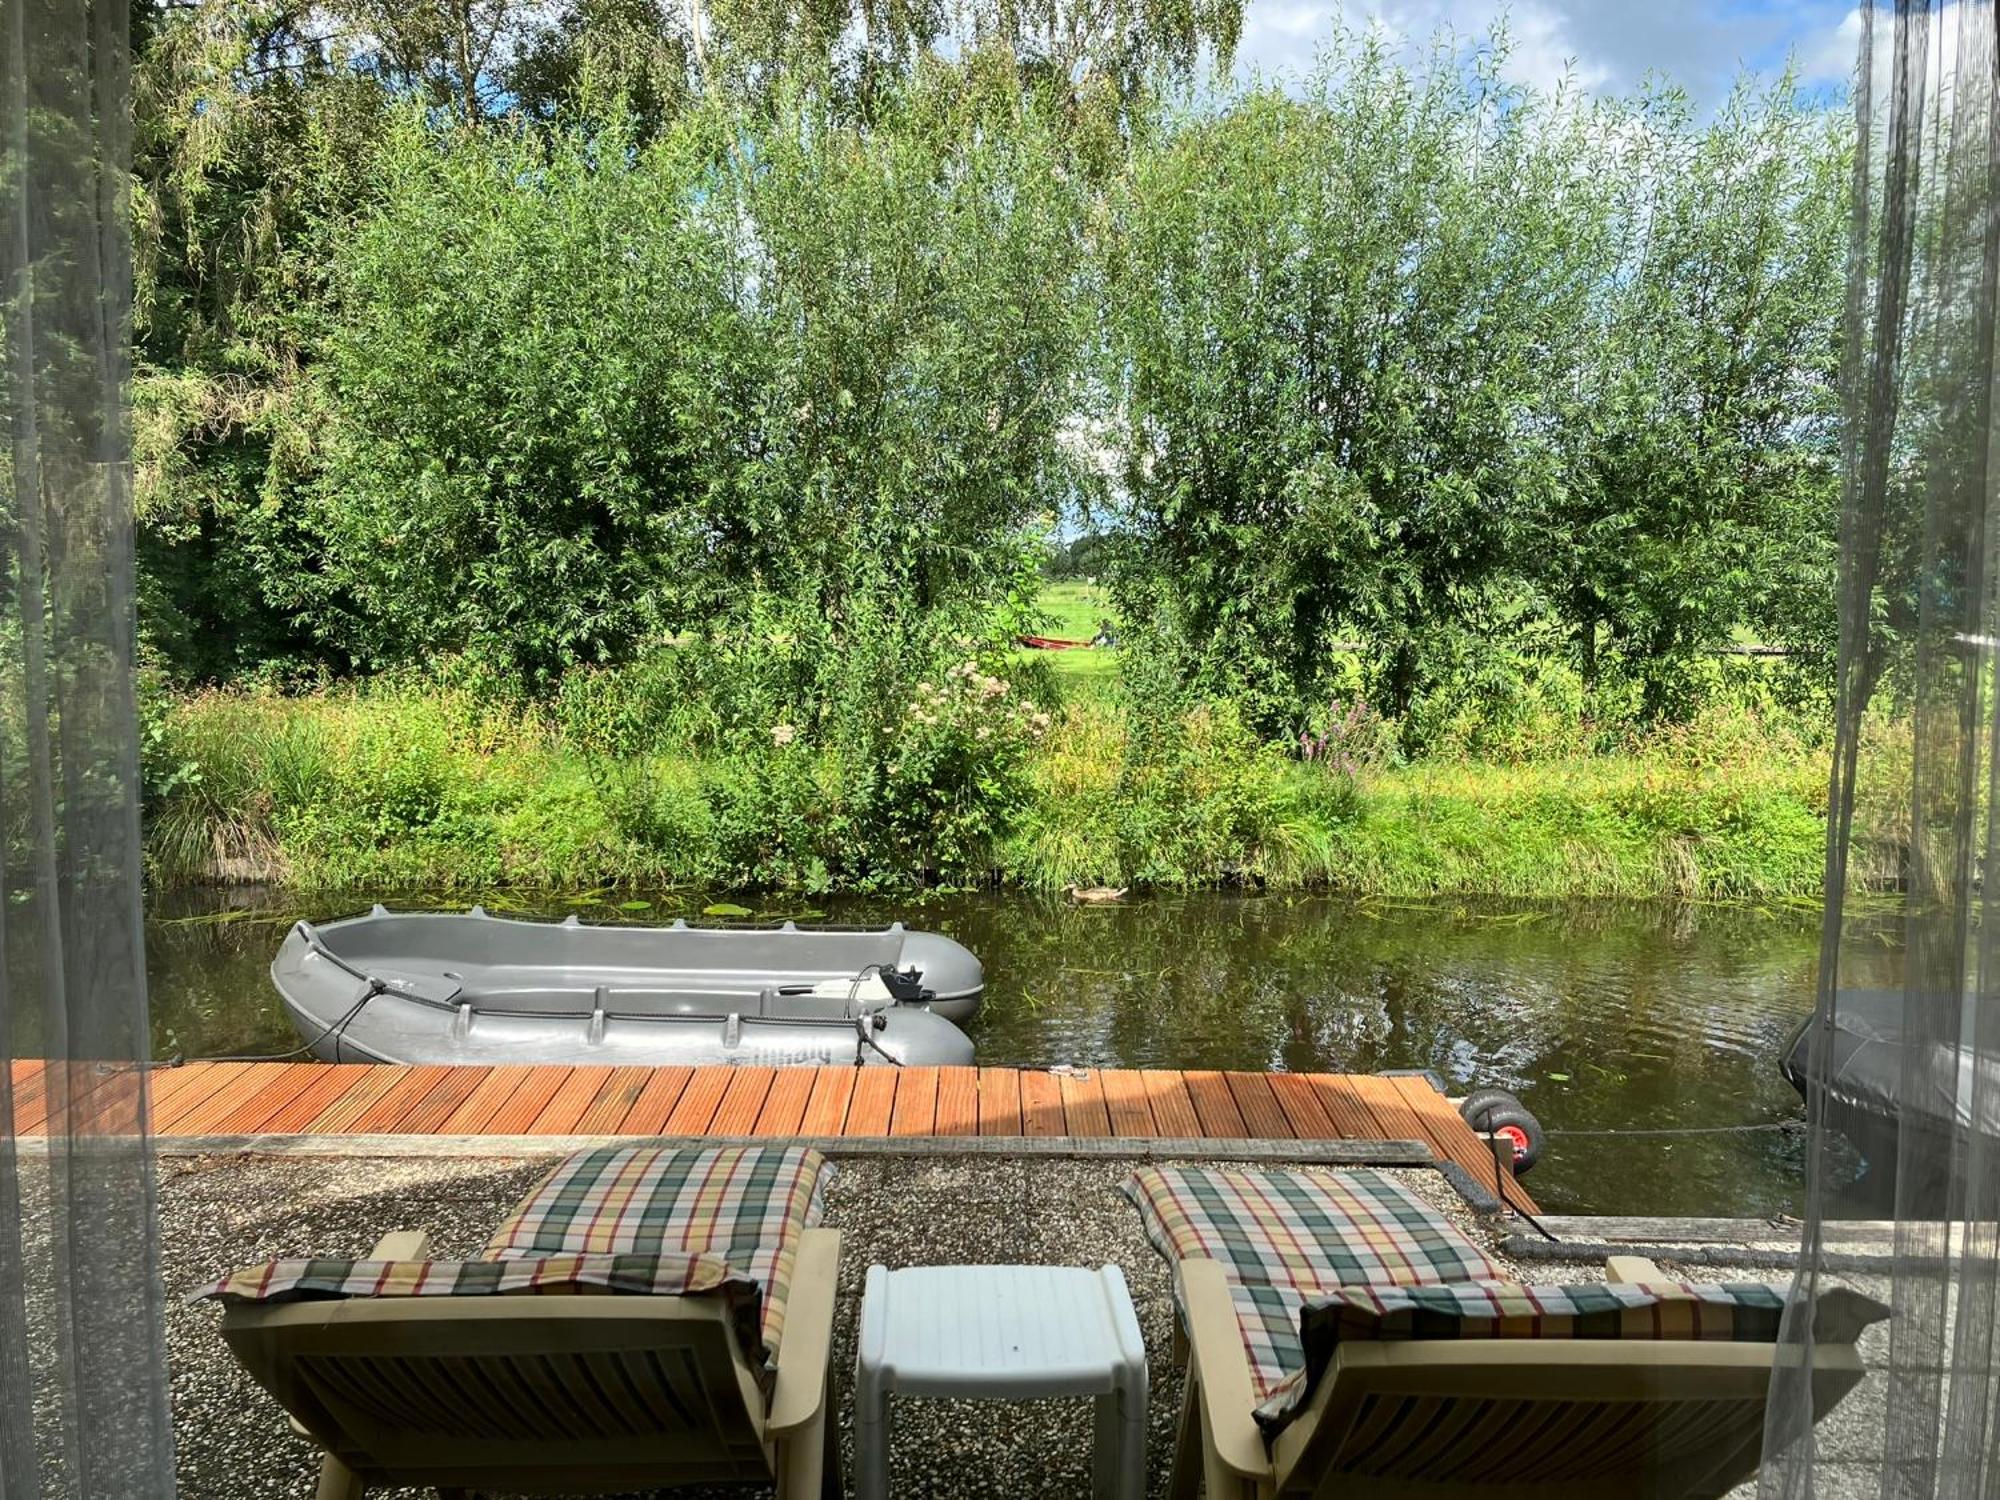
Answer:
[
  {"xmin": 1780, "ymin": 988, "xmax": 1996, "ymax": 1213},
  {"xmin": 272, "ymin": 907, "xmax": 980, "ymax": 1068}
]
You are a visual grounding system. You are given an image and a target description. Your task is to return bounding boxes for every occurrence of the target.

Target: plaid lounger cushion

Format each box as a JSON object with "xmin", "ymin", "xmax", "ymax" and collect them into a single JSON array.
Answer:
[
  {"xmin": 1249, "ymin": 1280, "xmax": 1893, "ymax": 1434},
  {"xmin": 1122, "ymin": 1165, "xmax": 1501, "ymax": 1291},
  {"xmin": 483, "ymin": 1142, "xmax": 831, "ymax": 1365},
  {"xmin": 191, "ymin": 1253, "xmax": 766, "ymax": 1381}
]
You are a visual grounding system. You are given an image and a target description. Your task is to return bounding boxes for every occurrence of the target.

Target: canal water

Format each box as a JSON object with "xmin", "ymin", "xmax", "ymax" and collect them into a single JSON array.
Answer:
[{"xmin": 143, "ymin": 888, "xmax": 1898, "ymax": 1219}]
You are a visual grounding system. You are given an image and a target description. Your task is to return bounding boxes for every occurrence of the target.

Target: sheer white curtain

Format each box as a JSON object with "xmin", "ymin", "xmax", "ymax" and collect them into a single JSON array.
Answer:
[
  {"xmin": 0, "ymin": 0, "xmax": 177, "ymax": 1490},
  {"xmin": 1763, "ymin": 2, "xmax": 2000, "ymax": 1495}
]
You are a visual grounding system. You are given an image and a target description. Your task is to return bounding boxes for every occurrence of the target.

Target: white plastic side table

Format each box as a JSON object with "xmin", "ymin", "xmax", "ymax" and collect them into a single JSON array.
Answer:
[{"xmin": 853, "ymin": 1263, "xmax": 1148, "ymax": 1500}]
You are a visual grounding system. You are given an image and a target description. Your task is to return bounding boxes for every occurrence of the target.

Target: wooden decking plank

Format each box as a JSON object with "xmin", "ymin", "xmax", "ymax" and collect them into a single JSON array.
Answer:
[
  {"xmin": 212, "ymin": 1062, "xmax": 340, "ymax": 1135},
  {"xmin": 751, "ymin": 1068, "xmax": 815, "ymax": 1136},
  {"xmin": 1388, "ymin": 1075, "xmax": 1541, "ymax": 1213},
  {"xmin": 1223, "ymin": 1071, "xmax": 1295, "ymax": 1138},
  {"xmin": 167, "ymin": 1063, "xmax": 296, "ymax": 1135},
  {"xmin": 709, "ymin": 1069, "xmax": 777, "ymax": 1135},
  {"xmin": 348, "ymin": 1066, "xmax": 457, "ymax": 1134},
  {"xmin": 617, "ymin": 1067, "xmax": 693, "ymax": 1134},
  {"xmin": 1058, "ymin": 1070, "xmax": 1113, "ymax": 1137},
  {"xmin": 663, "ymin": 1067, "xmax": 732, "ymax": 1135},
  {"xmin": 1098, "ymin": 1070, "xmax": 1157, "ymax": 1137},
  {"xmin": 976, "ymin": 1067, "xmax": 1022, "ymax": 1136},
  {"xmin": 1393, "ymin": 1078, "xmax": 1507, "ymax": 1187},
  {"xmin": 154, "ymin": 1062, "xmax": 262, "ymax": 1133},
  {"xmin": 798, "ymin": 1068, "xmax": 856, "ymax": 1136},
  {"xmin": 11, "ymin": 1063, "xmax": 50, "ymax": 1134},
  {"xmin": 889, "ymin": 1068, "xmax": 939, "ymax": 1137},
  {"xmin": 438, "ymin": 1066, "xmax": 537, "ymax": 1133},
  {"xmin": 41, "ymin": 1063, "xmax": 126, "ymax": 1136},
  {"xmin": 142, "ymin": 1062, "xmax": 221, "ymax": 1129},
  {"xmin": 255, "ymin": 1064, "xmax": 371, "ymax": 1134},
  {"xmin": 1181, "ymin": 1071, "xmax": 1248, "ymax": 1137},
  {"xmin": 22, "ymin": 1059, "xmax": 1520, "ymax": 1165},
  {"xmin": 575, "ymin": 1067, "xmax": 653, "ymax": 1135},
  {"xmin": 1137, "ymin": 1070, "xmax": 1202, "ymax": 1137},
  {"xmin": 145, "ymin": 1061, "xmax": 242, "ymax": 1133},
  {"xmin": 392, "ymin": 1068, "xmax": 492, "ymax": 1134},
  {"xmin": 664, "ymin": 1067, "xmax": 739, "ymax": 1135},
  {"xmin": 481, "ymin": 1067, "xmax": 573, "ymax": 1134},
  {"xmin": 843, "ymin": 1068, "xmax": 898, "ymax": 1136},
  {"xmin": 1020, "ymin": 1069, "xmax": 1065, "ymax": 1137},
  {"xmin": 7, "ymin": 1060, "xmax": 44, "ymax": 1117},
  {"xmin": 528, "ymin": 1067, "xmax": 620, "ymax": 1134},
  {"xmin": 932, "ymin": 1067, "xmax": 979, "ymax": 1136},
  {"xmin": 1267, "ymin": 1072, "xmax": 1339, "ymax": 1139},
  {"xmin": 300, "ymin": 1066, "xmax": 407, "ymax": 1134},
  {"xmin": 1346, "ymin": 1074, "xmax": 1433, "ymax": 1145},
  {"xmin": 26, "ymin": 1065, "xmax": 84, "ymax": 1137},
  {"xmin": 1301, "ymin": 1073, "xmax": 1383, "ymax": 1139}
]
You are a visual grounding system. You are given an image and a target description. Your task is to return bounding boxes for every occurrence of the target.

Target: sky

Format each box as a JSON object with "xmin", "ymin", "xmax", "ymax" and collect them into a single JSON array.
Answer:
[{"xmin": 1233, "ymin": 1, "xmax": 1865, "ymax": 103}]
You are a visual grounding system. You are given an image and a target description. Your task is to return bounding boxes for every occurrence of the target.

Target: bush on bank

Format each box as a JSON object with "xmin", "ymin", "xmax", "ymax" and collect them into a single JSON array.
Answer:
[{"xmin": 141, "ymin": 669, "xmax": 1833, "ymax": 900}]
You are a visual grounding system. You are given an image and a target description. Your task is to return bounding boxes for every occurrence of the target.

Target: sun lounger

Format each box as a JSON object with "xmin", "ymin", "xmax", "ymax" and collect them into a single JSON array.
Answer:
[
  {"xmin": 1125, "ymin": 1165, "xmax": 1885, "ymax": 1498},
  {"xmin": 194, "ymin": 1143, "xmax": 840, "ymax": 1499}
]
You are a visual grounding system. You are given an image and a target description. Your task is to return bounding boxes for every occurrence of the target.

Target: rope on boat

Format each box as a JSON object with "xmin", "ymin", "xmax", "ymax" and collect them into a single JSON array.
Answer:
[{"xmin": 193, "ymin": 976, "xmax": 386, "ymax": 1065}]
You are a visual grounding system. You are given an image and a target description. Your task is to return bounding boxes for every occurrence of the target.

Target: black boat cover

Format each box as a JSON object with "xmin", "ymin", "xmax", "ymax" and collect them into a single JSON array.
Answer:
[{"xmin": 1783, "ymin": 987, "xmax": 2000, "ymax": 1138}]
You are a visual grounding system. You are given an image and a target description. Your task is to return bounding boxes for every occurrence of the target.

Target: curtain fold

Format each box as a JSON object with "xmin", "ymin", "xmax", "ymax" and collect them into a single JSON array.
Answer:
[
  {"xmin": 0, "ymin": 0, "xmax": 176, "ymax": 1490},
  {"xmin": 1764, "ymin": 2, "xmax": 2000, "ymax": 1496}
]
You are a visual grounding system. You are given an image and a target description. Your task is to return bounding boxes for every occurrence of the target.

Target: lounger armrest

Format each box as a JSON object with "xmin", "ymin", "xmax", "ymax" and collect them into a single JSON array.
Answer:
[
  {"xmin": 369, "ymin": 1230, "xmax": 430, "ymax": 1260},
  {"xmin": 1606, "ymin": 1255, "xmax": 1666, "ymax": 1284},
  {"xmin": 1179, "ymin": 1257, "xmax": 1270, "ymax": 1481},
  {"xmin": 766, "ymin": 1228, "xmax": 840, "ymax": 1437}
]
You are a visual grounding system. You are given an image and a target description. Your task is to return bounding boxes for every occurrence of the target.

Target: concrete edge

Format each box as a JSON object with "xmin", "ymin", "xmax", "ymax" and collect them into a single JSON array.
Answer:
[
  {"xmin": 1504, "ymin": 1236, "xmax": 1829, "ymax": 1272},
  {"xmin": 124, "ymin": 1132, "xmax": 1443, "ymax": 1164}
]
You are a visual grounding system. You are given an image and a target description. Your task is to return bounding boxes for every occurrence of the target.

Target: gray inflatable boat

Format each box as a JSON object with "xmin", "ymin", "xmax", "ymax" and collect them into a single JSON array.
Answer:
[{"xmin": 272, "ymin": 906, "xmax": 981, "ymax": 1068}]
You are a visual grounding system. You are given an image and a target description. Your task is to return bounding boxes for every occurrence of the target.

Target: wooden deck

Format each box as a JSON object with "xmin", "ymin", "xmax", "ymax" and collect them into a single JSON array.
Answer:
[{"xmin": 8, "ymin": 1059, "xmax": 1539, "ymax": 1212}]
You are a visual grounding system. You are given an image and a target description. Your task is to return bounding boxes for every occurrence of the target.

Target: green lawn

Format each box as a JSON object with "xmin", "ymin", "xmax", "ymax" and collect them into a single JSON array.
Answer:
[
  {"xmin": 1022, "ymin": 582, "xmax": 1119, "ymax": 687},
  {"xmin": 1036, "ymin": 581, "xmax": 1115, "ymax": 640}
]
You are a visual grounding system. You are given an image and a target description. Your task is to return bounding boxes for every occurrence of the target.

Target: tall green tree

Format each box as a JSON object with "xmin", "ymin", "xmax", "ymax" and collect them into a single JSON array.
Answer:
[
  {"xmin": 297, "ymin": 72, "xmax": 1094, "ymax": 684},
  {"xmin": 1109, "ymin": 33, "xmax": 1607, "ymax": 728},
  {"xmin": 1535, "ymin": 77, "xmax": 1849, "ymax": 718}
]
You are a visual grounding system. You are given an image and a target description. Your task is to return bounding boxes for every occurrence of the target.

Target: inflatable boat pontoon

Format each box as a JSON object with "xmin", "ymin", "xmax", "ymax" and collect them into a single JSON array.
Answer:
[
  {"xmin": 1780, "ymin": 987, "xmax": 2000, "ymax": 1211},
  {"xmin": 272, "ymin": 906, "xmax": 981, "ymax": 1068}
]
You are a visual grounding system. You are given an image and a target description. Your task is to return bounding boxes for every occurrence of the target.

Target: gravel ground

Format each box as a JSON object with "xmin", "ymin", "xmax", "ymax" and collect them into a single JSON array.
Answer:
[{"xmin": 151, "ymin": 1150, "xmax": 1888, "ymax": 1498}]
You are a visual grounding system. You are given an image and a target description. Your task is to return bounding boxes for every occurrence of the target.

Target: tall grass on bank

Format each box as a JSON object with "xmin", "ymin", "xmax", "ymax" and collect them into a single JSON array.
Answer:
[{"xmin": 142, "ymin": 678, "xmax": 1840, "ymax": 900}]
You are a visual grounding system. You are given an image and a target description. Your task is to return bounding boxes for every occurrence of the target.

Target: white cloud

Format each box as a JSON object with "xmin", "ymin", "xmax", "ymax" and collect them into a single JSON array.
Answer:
[
  {"xmin": 1793, "ymin": 4, "xmax": 1966, "ymax": 118},
  {"xmin": 1796, "ymin": 6, "xmax": 1864, "ymax": 87},
  {"xmin": 1232, "ymin": 0, "xmax": 1859, "ymax": 103}
]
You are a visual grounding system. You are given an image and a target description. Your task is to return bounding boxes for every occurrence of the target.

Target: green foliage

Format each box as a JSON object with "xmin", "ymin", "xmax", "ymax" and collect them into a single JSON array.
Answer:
[
  {"xmin": 277, "ymin": 78, "xmax": 1092, "ymax": 687},
  {"xmin": 142, "ymin": 679, "xmax": 1833, "ymax": 898},
  {"xmin": 1110, "ymin": 34, "xmax": 1610, "ymax": 731},
  {"xmin": 126, "ymin": 9, "xmax": 1859, "ymax": 904},
  {"xmin": 1106, "ymin": 35, "xmax": 1848, "ymax": 742},
  {"xmin": 1533, "ymin": 78, "xmax": 1849, "ymax": 719},
  {"xmin": 306, "ymin": 107, "xmax": 748, "ymax": 680}
]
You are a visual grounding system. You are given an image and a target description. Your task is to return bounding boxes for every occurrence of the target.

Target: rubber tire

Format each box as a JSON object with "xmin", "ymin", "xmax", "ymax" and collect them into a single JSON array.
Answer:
[
  {"xmin": 1464, "ymin": 1097, "xmax": 1545, "ymax": 1176},
  {"xmin": 1457, "ymin": 1088, "xmax": 1518, "ymax": 1128}
]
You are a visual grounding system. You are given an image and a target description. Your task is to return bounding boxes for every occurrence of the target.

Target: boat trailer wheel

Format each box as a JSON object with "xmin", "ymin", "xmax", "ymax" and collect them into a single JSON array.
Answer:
[{"xmin": 1457, "ymin": 1088, "xmax": 1545, "ymax": 1176}]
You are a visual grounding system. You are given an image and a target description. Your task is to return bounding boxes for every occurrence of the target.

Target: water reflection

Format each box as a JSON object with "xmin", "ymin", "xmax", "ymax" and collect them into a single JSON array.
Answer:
[{"xmin": 141, "ymin": 887, "xmax": 1898, "ymax": 1218}]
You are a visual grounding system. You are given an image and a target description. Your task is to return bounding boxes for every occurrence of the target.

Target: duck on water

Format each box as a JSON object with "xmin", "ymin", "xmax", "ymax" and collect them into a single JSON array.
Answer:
[{"xmin": 272, "ymin": 906, "xmax": 983, "ymax": 1069}]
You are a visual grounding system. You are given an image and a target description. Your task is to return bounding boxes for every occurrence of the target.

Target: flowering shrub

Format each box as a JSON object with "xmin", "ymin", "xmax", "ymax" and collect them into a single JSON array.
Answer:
[
  {"xmin": 1298, "ymin": 697, "xmax": 1388, "ymax": 776},
  {"xmin": 877, "ymin": 660, "xmax": 1051, "ymax": 877}
]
